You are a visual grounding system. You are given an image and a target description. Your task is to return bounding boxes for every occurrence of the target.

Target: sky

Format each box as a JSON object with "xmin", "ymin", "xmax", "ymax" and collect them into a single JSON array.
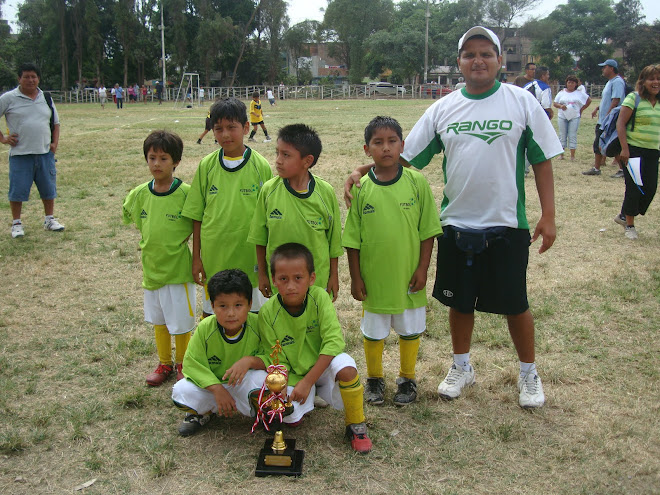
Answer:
[
  {"xmin": 285, "ymin": 0, "xmax": 660, "ymax": 26},
  {"xmin": 2, "ymin": 0, "xmax": 658, "ymax": 31}
]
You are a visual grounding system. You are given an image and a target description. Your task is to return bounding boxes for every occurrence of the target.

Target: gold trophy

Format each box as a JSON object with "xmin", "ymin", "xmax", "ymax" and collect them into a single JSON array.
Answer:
[{"xmin": 254, "ymin": 341, "xmax": 304, "ymax": 477}]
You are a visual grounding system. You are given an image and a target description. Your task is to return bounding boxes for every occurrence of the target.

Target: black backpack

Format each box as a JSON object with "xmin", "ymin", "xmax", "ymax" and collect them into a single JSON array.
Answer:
[{"xmin": 43, "ymin": 91, "xmax": 55, "ymax": 143}]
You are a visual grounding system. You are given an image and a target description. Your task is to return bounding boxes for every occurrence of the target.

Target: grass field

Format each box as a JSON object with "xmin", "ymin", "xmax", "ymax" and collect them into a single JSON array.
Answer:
[{"xmin": 0, "ymin": 98, "xmax": 659, "ymax": 494}]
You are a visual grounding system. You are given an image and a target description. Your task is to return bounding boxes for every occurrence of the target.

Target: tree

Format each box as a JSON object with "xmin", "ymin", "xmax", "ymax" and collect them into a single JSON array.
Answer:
[
  {"xmin": 611, "ymin": 0, "xmax": 644, "ymax": 62},
  {"xmin": 624, "ymin": 20, "xmax": 660, "ymax": 78},
  {"xmin": 283, "ymin": 21, "xmax": 319, "ymax": 84},
  {"xmin": 256, "ymin": 0, "xmax": 288, "ymax": 84},
  {"xmin": 323, "ymin": 0, "xmax": 394, "ymax": 83},
  {"xmin": 528, "ymin": 0, "xmax": 617, "ymax": 83},
  {"xmin": 195, "ymin": 13, "xmax": 235, "ymax": 86},
  {"xmin": 485, "ymin": 0, "xmax": 540, "ymax": 46}
]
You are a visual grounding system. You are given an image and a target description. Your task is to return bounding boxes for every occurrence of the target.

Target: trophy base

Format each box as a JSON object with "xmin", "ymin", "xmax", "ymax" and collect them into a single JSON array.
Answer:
[{"xmin": 255, "ymin": 438, "xmax": 304, "ymax": 477}]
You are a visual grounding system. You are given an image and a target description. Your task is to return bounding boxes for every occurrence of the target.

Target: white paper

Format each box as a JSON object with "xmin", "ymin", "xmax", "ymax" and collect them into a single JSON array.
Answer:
[
  {"xmin": 563, "ymin": 105, "xmax": 579, "ymax": 121},
  {"xmin": 627, "ymin": 157, "xmax": 643, "ymax": 186}
]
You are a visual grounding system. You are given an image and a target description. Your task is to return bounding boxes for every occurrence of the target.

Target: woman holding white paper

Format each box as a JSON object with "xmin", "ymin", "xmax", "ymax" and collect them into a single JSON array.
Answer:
[
  {"xmin": 553, "ymin": 75, "xmax": 591, "ymax": 161},
  {"xmin": 615, "ymin": 64, "xmax": 660, "ymax": 240}
]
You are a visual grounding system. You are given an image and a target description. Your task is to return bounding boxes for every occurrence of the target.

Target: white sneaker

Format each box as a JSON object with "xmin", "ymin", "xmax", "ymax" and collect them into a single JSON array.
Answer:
[
  {"xmin": 518, "ymin": 372, "xmax": 545, "ymax": 409},
  {"xmin": 263, "ymin": 137, "xmax": 272, "ymax": 142},
  {"xmin": 44, "ymin": 218, "xmax": 65, "ymax": 232},
  {"xmin": 437, "ymin": 363, "xmax": 475, "ymax": 399},
  {"xmin": 624, "ymin": 226, "xmax": 638, "ymax": 240},
  {"xmin": 11, "ymin": 223, "xmax": 24, "ymax": 238}
]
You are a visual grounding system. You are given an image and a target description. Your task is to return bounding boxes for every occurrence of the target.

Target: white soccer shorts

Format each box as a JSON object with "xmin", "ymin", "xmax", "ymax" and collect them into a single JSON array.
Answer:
[
  {"xmin": 360, "ymin": 307, "xmax": 426, "ymax": 340},
  {"xmin": 144, "ymin": 283, "xmax": 196, "ymax": 334}
]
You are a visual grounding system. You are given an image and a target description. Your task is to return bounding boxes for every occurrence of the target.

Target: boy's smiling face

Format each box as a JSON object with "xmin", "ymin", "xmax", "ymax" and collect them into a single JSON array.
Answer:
[
  {"xmin": 272, "ymin": 257, "xmax": 315, "ymax": 312},
  {"xmin": 211, "ymin": 292, "xmax": 250, "ymax": 336},
  {"xmin": 213, "ymin": 118, "xmax": 249, "ymax": 157},
  {"xmin": 146, "ymin": 147, "xmax": 177, "ymax": 182}
]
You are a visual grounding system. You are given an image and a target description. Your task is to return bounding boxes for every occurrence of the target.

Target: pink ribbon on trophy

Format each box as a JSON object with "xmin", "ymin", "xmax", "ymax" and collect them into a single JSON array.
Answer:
[{"xmin": 251, "ymin": 364, "xmax": 289, "ymax": 433}]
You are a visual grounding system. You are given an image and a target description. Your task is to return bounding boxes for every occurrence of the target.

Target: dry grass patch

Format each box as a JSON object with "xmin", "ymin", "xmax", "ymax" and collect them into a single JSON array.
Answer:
[{"xmin": 0, "ymin": 99, "xmax": 658, "ymax": 494}]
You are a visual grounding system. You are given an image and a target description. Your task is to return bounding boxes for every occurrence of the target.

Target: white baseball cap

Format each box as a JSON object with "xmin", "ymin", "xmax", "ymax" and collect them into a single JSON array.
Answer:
[{"xmin": 458, "ymin": 26, "xmax": 501, "ymax": 54}]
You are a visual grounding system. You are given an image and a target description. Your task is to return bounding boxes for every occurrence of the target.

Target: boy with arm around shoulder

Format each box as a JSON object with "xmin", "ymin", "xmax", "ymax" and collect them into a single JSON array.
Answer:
[
  {"xmin": 257, "ymin": 243, "xmax": 372, "ymax": 453},
  {"xmin": 182, "ymin": 98, "xmax": 273, "ymax": 317},
  {"xmin": 247, "ymin": 124, "xmax": 342, "ymax": 301},
  {"xmin": 342, "ymin": 116, "xmax": 442, "ymax": 406},
  {"xmin": 122, "ymin": 130, "xmax": 195, "ymax": 387},
  {"xmin": 172, "ymin": 269, "xmax": 267, "ymax": 436}
]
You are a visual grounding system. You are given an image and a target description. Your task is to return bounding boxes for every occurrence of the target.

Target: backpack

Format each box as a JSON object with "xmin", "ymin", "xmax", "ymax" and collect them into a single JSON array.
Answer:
[
  {"xmin": 598, "ymin": 92, "xmax": 641, "ymax": 157},
  {"xmin": 43, "ymin": 91, "xmax": 55, "ymax": 143}
]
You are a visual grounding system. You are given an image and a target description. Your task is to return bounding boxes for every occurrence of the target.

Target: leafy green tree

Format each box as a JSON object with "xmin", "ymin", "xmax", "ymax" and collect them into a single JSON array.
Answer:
[
  {"xmin": 624, "ymin": 20, "xmax": 660, "ymax": 78},
  {"xmin": 528, "ymin": 0, "xmax": 617, "ymax": 83},
  {"xmin": 323, "ymin": 0, "xmax": 394, "ymax": 83},
  {"xmin": 283, "ymin": 20, "xmax": 319, "ymax": 84},
  {"xmin": 611, "ymin": 0, "xmax": 644, "ymax": 62}
]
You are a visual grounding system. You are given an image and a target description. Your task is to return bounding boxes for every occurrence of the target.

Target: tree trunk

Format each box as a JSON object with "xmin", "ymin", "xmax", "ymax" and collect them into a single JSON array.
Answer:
[{"xmin": 229, "ymin": 0, "xmax": 261, "ymax": 88}]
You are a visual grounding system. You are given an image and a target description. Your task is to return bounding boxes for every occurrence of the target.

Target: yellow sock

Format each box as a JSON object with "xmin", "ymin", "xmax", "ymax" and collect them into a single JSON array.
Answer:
[
  {"xmin": 339, "ymin": 375, "xmax": 365, "ymax": 426},
  {"xmin": 399, "ymin": 334, "xmax": 421, "ymax": 380},
  {"xmin": 174, "ymin": 332, "xmax": 191, "ymax": 364},
  {"xmin": 154, "ymin": 325, "xmax": 172, "ymax": 365},
  {"xmin": 363, "ymin": 338, "xmax": 384, "ymax": 378}
]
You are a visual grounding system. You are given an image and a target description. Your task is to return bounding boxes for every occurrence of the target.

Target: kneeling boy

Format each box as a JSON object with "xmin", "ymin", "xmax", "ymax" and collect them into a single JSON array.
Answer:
[
  {"xmin": 257, "ymin": 243, "xmax": 372, "ymax": 453},
  {"xmin": 172, "ymin": 269, "xmax": 267, "ymax": 436}
]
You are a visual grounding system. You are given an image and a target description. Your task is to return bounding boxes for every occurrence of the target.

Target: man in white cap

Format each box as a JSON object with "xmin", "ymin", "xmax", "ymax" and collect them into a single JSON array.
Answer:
[
  {"xmin": 344, "ymin": 26, "xmax": 562, "ymax": 409},
  {"xmin": 583, "ymin": 58, "xmax": 626, "ymax": 176}
]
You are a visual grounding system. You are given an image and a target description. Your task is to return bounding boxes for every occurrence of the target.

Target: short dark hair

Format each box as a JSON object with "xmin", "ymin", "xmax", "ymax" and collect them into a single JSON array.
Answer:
[
  {"xmin": 209, "ymin": 98, "xmax": 248, "ymax": 126},
  {"xmin": 459, "ymin": 35, "xmax": 499, "ymax": 57},
  {"xmin": 525, "ymin": 62, "xmax": 536, "ymax": 70},
  {"xmin": 364, "ymin": 116, "xmax": 403, "ymax": 145},
  {"xmin": 207, "ymin": 269, "xmax": 253, "ymax": 304},
  {"xmin": 277, "ymin": 124, "xmax": 322, "ymax": 166},
  {"xmin": 252, "ymin": 91, "xmax": 260, "ymax": 98},
  {"xmin": 18, "ymin": 63, "xmax": 40, "ymax": 79},
  {"xmin": 535, "ymin": 66, "xmax": 549, "ymax": 79},
  {"xmin": 143, "ymin": 130, "xmax": 184, "ymax": 164},
  {"xmin": 270, "ymin": 243, "xmax": 315, "ymax": 277}
]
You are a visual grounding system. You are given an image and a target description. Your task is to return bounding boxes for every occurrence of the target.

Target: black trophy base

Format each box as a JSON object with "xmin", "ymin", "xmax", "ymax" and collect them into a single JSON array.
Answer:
[{"xmin": 255, "ymin": 438, "xmax": 304, "ymax": 477}]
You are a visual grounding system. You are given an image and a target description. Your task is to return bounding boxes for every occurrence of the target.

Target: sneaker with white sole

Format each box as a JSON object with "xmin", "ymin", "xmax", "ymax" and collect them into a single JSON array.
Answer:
[
  {"xmin": 611, "ymin": 170, "xmax": 624, "ymax": 178},
  {"xmin": 613, "ymin": 214, "xmax": 626, "ymax": 227},
  {"xmin": 44, "ymin": 218, "xmax": 65, "ymax": 231},
  {"xmin": 518, "ymin": 372, "xmax": 545, "ymax": 409},
  {"xmin": 11, "ymin": 223, "xmax": 24, "ymax": 238},
  {"xmin": 263, "ymin": 137, "xmax": 272, "ymax": 142},
  {"xmin": 437, "ymin": 364, "xmax": 475, "ymax": 400},
  {"xmin": 582, "ymin": 167, "xmax": 601, "ymax": 176},
  {"xmin": 178, "ymin": 412, "xmax": 213, "ymax": 436},
  {"xmin": 625, "ymin": 226, "xmax": 638, "ymax": 240}
]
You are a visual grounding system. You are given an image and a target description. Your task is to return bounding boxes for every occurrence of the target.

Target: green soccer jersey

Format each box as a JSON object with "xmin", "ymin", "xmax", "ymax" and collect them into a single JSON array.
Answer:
[
  {"xmin": 257, "ymin": 285, "xmax": 345, "ymax": 386},
  {"xmin": 122, "ymin": 178, "xmax": 193, "ymax": 290},
  {"xmin": 181, "ymin": 147, "xmax": 272, "ymax": 286},
  {"xmin": 183, "ymin": 312, "xmax": 261, "ymax": 389},
  {"xmin": 247, "ymin": 173, "xmax": 342, "ymax": 289},
  {"xmin": 342, "ymin": 165, "xmax": 442, "ymax": 314}
]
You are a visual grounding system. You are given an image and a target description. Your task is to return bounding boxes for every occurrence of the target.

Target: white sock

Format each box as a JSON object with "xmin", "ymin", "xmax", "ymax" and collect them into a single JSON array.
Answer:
[
  {"xmin": 453, "ymin": 353, "xmax": 471, "ymax": 371},
  {"xmin": 520, "ymin": 361, "xmax": 537, "ymax": 377},
  {"xmin": 12, "ymin": 219, "xmax": 21, "ymax": 225}
]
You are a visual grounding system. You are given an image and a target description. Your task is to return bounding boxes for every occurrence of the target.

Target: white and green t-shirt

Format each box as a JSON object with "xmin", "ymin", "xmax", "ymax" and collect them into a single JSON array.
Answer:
[
  {"xmin": 247, "ymin": 173, "xmax": 343, "ymax": 289},
  {"xmin": 622, "ymin": 92, "xmax": 660, "ymax": 150},
  {"xmin": 342, "ymin": 165, "xmax": 442, "ymax": 314},
  {"xmin": 257, "ymin": 286, "xmax": 346, "ymax": 386},
  {"xmin": 122, "ymin": 178, "xmax": 193, "ymax": 290},
  {"xmin": 183, "ymin": 312, "xmax": 261, "ymax": 389},
  {"xmin": 181, "ymin": 147, "xmax": 272, "ymax": 286},
  {"xmin": 403, "ymin": 81, "xmax": 563, "ymax": 230}
]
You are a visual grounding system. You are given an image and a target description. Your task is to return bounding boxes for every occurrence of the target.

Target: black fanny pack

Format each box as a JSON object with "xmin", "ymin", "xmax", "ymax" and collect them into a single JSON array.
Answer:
[{"xmin": 447, "ymin": 226, "xmax": 509, "ymax": 266}]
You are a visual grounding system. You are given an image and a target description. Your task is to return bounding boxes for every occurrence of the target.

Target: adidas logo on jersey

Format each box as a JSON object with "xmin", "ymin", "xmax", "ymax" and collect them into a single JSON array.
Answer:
[
  {"xmin": 446, "ymin": 119, "xmax": 513, "ymax": 144},
  {"xmin": 363, "ymin": 203, "xmax": 375, "ymax": 215},
  {"xmin": 208, "ymin": 355, "xmax": 222, "ymax": 365},
  {"xmin": 269, "ymin": 208, "xmax": 283, "ymax": 219},
  {"xmin": 140, "ymin": 209, "xmax": 147, "ymax": 219},
  {"xmin": 280, "ymin": 335, "xmax": 295, "ymax": 347},
  {"xmin": 209, "ymin": 185, "xmax": 218, "ymax": 195}
]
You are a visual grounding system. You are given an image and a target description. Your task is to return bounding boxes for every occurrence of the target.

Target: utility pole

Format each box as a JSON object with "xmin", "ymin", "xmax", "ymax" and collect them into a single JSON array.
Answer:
[
  {"xmin": 424, "ymin": 0, "xmax": 430, "ymax": 84},
  {"xmin": 160, "ymin": 1, "xmax": 167, "ymax": 100}
]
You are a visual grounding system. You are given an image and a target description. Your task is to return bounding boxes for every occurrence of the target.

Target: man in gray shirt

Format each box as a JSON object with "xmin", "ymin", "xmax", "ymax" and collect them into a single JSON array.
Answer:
[{"xmin": 0, "ymin": 63, "xmax": 63, "ymax": 238}]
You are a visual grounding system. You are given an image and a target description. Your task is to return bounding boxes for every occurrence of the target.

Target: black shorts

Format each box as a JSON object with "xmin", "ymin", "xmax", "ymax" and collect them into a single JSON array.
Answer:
[
  {"xmin": 433, "ymin": 226, "xmax": 530, "ymax": 315},
  {"xmin": 251, "ymin": 121, "xmax": 264, "ymax": 126},
  {"xmin": 204, "ymin": 117, "xmax": 212, "ymax": 131},
  {"xmin": 593, "ymin": 124, "xmax": 604, "ymax": 155}
]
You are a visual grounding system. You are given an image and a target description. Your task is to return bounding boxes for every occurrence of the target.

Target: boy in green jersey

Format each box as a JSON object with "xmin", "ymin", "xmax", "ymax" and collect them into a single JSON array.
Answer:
[
  {"xmin": 248, "ymin": 124, "xmax": 341, "ymax": 301},
  {"xmin": 257, "ymin": 243, "xmax": 372, "ymax": 453},
  {"xmin": 182, "ymin": 98, "xmax": 273, "ymax": 317},
  {"xmin": 122, "ymin": 131, "xmax": 195, "ymax": 387},
  {"xmin": 172, "ymin": 269, "xmax": 268, "ymax": 436},
  {"xmin": 342, "ymin": 117, "xmax": 442, "ymax": 406}
]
